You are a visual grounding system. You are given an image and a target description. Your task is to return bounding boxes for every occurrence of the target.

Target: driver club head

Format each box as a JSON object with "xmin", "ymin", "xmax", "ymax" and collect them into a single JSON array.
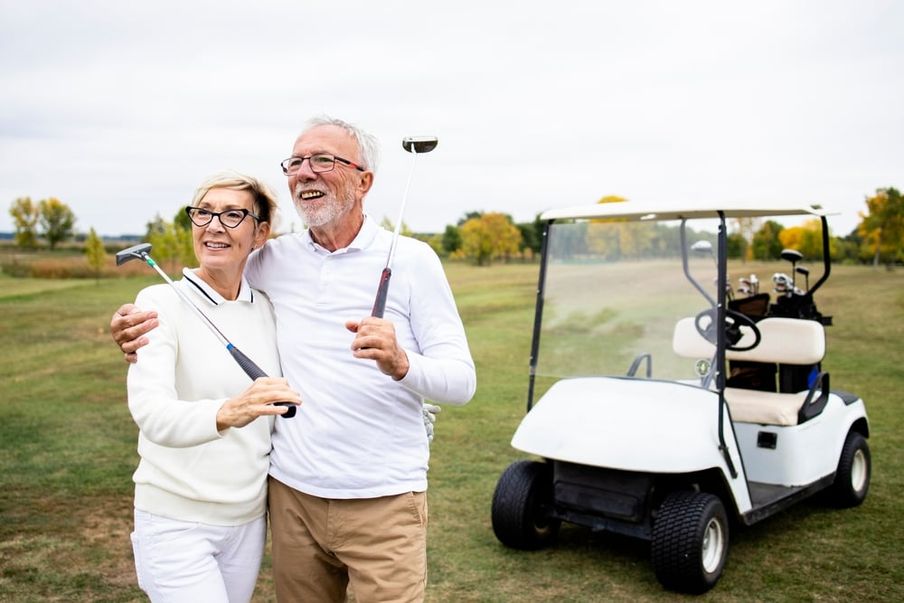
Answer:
[
  {"xmin": 402, "ymin": 136, "xmax": 438, "ymax": 154},
  {"xmin": 780, "ymin": 248, "xmax": 803, "ymax": 264},
  {"xmin": 115, "ymin": 242, "xmax": 153, "ymax": 266}
]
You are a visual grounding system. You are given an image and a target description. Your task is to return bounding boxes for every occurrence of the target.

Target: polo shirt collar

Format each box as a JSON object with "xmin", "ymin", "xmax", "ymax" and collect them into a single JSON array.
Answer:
[
  {"xmin": 181, "ymin": 267, "xmax": 254, "ymax": 305},
  {"xmin": 303, "ymin": 214, "xmax": 379, "ymax": 255}
]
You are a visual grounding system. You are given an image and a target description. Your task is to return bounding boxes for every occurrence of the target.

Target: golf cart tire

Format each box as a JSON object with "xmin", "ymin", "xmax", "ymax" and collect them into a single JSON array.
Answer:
[
  {"xmin": 491, "ymin": 460, "xmax": 560, "ymax": 550},
  {"xmin": 828, "ymin": 431, "xmax": 871, "ymax": 508},
  {"xmin": 651, "ymin": 491, "xmax": 729, "ymax": 594}
]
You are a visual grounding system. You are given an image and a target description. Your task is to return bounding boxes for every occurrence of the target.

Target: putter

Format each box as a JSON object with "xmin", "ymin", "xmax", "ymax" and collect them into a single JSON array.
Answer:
[
  {"xmin": 115, "ymin": 243, "xmax": 296, "ymax": 418},
  {"xmin": 370, "ymin": 136, "xmax": 438, "ymax": 318}
]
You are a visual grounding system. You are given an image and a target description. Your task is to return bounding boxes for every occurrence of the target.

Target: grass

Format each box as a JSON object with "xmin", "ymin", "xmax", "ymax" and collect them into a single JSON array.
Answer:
[{"xmin": 1, "ymin": 263, "xmax": 902, "ymax": 602}]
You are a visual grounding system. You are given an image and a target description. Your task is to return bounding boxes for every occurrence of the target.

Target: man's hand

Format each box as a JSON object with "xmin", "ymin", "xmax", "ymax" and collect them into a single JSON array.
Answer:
[
  {"xmin": 345, "ymin": 317, "xmax": 410, "ymax": 380},
  {"xmin": 111, "ymin": 303, "xmax": 159, "ymax": 363}
]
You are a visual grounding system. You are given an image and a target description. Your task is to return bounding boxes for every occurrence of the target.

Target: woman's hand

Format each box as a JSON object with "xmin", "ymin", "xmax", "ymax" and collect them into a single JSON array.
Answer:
[{"xmin": 216, "ymin": 377, "xmax": 301, "ymax": 430}]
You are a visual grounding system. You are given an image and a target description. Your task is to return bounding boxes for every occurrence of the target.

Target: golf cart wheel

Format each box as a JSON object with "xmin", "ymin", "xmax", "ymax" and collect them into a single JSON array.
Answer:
[
  {"xmin": 651, "ymin": 491, "xmax": 729, "ymax": 594},
  {"xmin": 491, "ymin": 460, "xmax": 560, "ymax": 550},
  {"xmin": 828, "ymin": 431, "xmax": 871, "ymax": 508}
]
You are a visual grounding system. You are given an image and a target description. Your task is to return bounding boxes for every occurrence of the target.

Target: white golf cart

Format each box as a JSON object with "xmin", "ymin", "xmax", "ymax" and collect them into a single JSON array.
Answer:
[{"xmin": 491, "ymin": 203, "xmax": 870, "ymax": 593}]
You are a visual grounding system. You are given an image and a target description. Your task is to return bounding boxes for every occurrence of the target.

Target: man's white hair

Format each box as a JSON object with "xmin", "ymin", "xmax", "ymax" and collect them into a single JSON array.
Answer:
[{"xmin": 302, "ymin": 116, "xmax": 380, "ymax": 173}]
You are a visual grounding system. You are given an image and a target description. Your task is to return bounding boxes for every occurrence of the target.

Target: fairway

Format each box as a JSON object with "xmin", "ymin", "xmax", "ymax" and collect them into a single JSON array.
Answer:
[{"xmin": 1, "ymin": 264, "xmax": 902, "ymax": 602}]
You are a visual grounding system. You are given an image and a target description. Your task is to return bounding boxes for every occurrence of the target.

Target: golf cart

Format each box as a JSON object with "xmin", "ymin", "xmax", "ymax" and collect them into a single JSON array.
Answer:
[{"xmin": 490, "ymin": 203, "xmax": 870, "ymax": 593}]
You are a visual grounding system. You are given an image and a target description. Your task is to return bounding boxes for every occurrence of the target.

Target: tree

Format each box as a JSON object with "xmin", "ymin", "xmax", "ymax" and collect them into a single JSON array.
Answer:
[
  {"xmin": 459, "ymin": 212, "xmax": 522, "ymax": 266},
  {"xmin": 751, "ymin": 220, "xmax": 784, "ymax": 260},
  {"xmin": 779, "ymin": 219, "xmax": 824, "ymax": 259},
  {"xmin": 441, "ymin": 224, "xmax": 461, "ymax": 256},
  {"xmin": 174, "ymin": 205, "xmax": 192, "ymax": 230},
  {"xmin": 8, "ymin": 197, "xmax": 40, "ymax": 248},
  {"xmin": 379, "ymin": 216, "xmax": 413, "ymax": 236},
  {"xmin": 148, "ymin": 218, "xmax": 195, "ymax": 273},
  {"xmin": 732, "ymin": 217, "xmax": 758, "ymax": 261},
  {"xmin": 84, "ymin": 227, "xmax": 107, "ymax": 283},
  {"xmin": 726, "ymin": 233, "xmax": 747, "ymax": 259},
  {"xmin": 38, "ymin": 197, "xmax": 76, "ymax": 249},
  {"xmin": 457, "ymin": 211, "xmax": 483, "ymax": 226},
  {"xmin": 516, "ymin": 213, "xmax": 544, "ymax": 257},
  {"xmin": 857, "ymin": 187, "xmax": 904, "ymax": 265}
]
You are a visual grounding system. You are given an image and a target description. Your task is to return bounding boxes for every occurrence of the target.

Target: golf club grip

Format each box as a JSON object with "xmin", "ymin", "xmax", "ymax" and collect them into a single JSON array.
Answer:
[
  {"xmin": 227, "ymin": 345, "xmax": 296, "ymax": 418},
  {"xmin": 371, "ymin": 268, "xmax": 392, "ymax": 318}
]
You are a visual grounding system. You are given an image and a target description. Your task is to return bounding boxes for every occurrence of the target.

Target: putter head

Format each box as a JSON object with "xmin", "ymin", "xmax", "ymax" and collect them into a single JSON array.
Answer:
[
  {"xmin": 795, "ymin": 266, "xmax": 810, "ymax": 276},
  {"xmin": 402, "ymin": 136, "xmax": 438, "ymax": 154},
  {"xmin": 115, "ymin": 242, "xmax": 153, "ymax": 266}
]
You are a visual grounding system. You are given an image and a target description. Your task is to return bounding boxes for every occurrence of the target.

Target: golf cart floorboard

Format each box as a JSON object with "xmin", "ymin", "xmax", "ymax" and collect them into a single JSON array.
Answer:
[{"xmin": 743, "ymin": 475, "xmax": 835, "ymax": 525}]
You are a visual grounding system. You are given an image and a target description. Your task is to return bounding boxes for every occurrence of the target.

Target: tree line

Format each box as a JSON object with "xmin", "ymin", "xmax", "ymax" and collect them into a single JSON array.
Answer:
[{"xmin": 6, "ymin": 187, "xmax": 903, "ymax": 268}]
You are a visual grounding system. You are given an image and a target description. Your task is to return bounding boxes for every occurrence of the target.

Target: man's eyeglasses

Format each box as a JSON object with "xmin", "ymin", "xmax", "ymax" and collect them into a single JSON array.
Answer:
[
  {"xmin": 280, "ymin": 154, "xmax": 365, "ymax": 176},
  {"xmin": 185, "ymin": 206, "xmax": 260, "ymax": 229}
]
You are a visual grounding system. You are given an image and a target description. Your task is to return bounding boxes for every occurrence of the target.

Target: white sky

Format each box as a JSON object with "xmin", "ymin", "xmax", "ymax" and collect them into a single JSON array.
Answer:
[{"xmin": 1, "ymin": 0, "xmax": 901, "ymax": 237}]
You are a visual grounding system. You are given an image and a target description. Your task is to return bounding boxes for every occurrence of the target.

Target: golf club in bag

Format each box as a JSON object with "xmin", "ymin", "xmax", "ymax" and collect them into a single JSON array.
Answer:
[
  {"xmin": 115, "ymin": 243, "xmax": 296, "ymax": 418},
  {"xmin": 370, "ymin": 136, "xmax": 438, "ymax": 318}
]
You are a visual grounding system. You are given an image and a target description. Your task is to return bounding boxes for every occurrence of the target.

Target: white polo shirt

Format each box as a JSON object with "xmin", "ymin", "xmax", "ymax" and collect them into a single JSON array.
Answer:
[{"xmin": 245, "ymin": 216, "xmax": 476, "ymax": 498}]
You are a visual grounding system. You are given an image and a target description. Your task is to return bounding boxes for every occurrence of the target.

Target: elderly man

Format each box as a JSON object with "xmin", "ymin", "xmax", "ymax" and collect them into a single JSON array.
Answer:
[{"xmin": 112, "ymin": 117, "xmax": 476, "ymax": 601}]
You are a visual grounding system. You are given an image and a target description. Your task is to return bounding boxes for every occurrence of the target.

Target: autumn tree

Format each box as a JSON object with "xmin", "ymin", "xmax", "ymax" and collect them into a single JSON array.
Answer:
[
  {"xmin": 8, "ymin": 197, "xmax": 40, "ymax": 248},
  {"xmin": 38, "ymin": 197, "xmax": 76, "ymax": 249},
  {"xmin": 84, "ymin": 227, "xmax": 107, "ymax": 283},
  {"xmin": 459, "ymin": 212, "xmax": 522, "ymax": 266},
  {"xmin": 778, "ymin": 219, "xmax": 824, "ymax": 259},
  {"xmin": 858, "ymin": 187, "xmax": 904, "ymax": 265}
]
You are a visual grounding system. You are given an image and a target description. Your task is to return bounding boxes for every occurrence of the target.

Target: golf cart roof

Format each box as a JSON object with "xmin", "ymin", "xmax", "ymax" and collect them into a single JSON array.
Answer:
[{"xmin": 540, "ymin": 201, "xmax": 831, "ymax": 222}]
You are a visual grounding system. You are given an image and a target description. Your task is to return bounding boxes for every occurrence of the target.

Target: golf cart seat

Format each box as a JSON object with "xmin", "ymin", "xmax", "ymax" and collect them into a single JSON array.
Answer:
[{"xmin": 672, "ymin": 317, "xmax": 826, "ymax": 426}]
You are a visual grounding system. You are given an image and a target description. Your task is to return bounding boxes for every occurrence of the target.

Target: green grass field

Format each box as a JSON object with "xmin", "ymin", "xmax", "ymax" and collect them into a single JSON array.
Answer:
[{"xmin": 1, "ymin": 263, "xmax": 902, "ymax": 602}]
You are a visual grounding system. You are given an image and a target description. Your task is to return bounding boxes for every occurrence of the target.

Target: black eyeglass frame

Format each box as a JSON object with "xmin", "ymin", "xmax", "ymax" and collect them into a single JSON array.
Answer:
[
  {"xmin": 184, "ymin": 206, "xmax": 261, "ymax": 229},
  {"xmin": 280, "ymin": 154, "xmax": 366, "ymax": 175}
]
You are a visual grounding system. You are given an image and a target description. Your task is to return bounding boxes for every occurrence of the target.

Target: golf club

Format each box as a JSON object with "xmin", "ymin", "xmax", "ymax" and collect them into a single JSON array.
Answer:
[
  {"xmin": 796, "ymin": 266, "xmax": 810, "ymax": 292},
  {"xmin": 370, "ymin": 136, "xmax": 439, "ymax": 318},
  {"xmin": 115, "ymin": 243, "xmax": 296, "ymax": 418},
  {"xmin": 780, "ymin": 248, "xmax": 803, "ymax": 290}
]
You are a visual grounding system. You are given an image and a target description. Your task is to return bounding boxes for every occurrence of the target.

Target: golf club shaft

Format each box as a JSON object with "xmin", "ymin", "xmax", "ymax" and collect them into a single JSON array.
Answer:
[
  {"xmin": 143, "ymin": 256, "xmax": 296, "ymax": 417},
  {"xmin": 371, "ymin": 148, "xmax": 419, "ymax": 318}
]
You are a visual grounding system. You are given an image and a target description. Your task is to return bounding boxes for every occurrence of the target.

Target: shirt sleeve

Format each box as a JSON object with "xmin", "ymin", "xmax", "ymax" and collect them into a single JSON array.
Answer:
[
  {"xmin": 397, "ymin": 245, "xmax": 477, "ymax": 405},
  {"xmin": 126, "ymin": 287, "xmax": 225, "ymax": 447}
]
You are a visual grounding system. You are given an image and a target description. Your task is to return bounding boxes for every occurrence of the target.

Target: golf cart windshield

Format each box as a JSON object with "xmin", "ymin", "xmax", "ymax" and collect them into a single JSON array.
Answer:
[{"xmin": 534, "ymin": 217, "xmax": 721, "ymax": 390}]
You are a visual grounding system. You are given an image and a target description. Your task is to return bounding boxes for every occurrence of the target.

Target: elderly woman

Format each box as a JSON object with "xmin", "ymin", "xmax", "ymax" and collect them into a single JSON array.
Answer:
[{"xmin": 127, "ymin": 172, "xmax": 300, "ymax": 602}]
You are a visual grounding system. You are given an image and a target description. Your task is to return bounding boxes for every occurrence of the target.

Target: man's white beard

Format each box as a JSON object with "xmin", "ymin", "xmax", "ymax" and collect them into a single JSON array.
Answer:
[{"xmin": 294, "ymin": 185, "xmax": 355, "ymax": 228}]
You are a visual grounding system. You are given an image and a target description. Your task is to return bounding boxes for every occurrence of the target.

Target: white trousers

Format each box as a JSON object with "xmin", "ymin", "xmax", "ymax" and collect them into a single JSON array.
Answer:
[{"xmin": 131, "ymin": 509, "xmax": 266, "ymax": 603}]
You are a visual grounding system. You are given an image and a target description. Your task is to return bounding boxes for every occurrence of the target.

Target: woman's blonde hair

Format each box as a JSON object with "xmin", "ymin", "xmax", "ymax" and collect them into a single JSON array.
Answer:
[{"xmin": 191, "ymin": 171, "xmax": 278, "ymax": 225}]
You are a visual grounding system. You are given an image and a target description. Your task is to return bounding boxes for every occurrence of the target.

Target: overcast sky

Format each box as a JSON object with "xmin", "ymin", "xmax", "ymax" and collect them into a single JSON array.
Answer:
[{"xmin": 1, "ymin": 1, "xmax": 901, "ymax": 237}]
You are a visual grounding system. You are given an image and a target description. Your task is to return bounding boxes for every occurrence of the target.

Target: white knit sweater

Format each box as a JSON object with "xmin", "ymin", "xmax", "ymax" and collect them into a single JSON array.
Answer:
[{"xmin": 127, "ymin": 269, "xmax": 281, "ymax": 526}]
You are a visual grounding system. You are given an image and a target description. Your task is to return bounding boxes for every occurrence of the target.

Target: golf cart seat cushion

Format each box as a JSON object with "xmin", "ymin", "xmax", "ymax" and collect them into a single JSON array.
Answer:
[
  {"xmin": 671, "ymin": 317, "xmax": 825, "ymax": 365},
  {"xmin": 723, "ymin": 388, "xmax": 808, "ymax": 426},
  {"xmin": 672, "ymin": 316, "xmax": 826, "ymax": 426}
]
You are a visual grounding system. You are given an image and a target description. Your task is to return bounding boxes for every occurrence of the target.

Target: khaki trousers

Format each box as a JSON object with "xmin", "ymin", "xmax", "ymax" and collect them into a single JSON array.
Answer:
[{"xmin": 269, "ymin": 476, "xmax": 428, "ymax": 602}]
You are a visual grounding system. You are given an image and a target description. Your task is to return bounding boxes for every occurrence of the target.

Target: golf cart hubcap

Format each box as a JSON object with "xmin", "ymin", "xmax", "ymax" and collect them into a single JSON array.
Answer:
[
  {"xmin": 851, "ymin": 449, "xmax": 867, "ymax": 492},
  {"xmin": 701, "ymin": 518, "xmax": 725, "ymax": 573}
]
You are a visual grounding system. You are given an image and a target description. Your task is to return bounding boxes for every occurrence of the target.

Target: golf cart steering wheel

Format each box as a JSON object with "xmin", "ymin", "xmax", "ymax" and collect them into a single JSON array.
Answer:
[{"xmin": 694, "ymin": 308, "xmax": 762, "ymax": 352}]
